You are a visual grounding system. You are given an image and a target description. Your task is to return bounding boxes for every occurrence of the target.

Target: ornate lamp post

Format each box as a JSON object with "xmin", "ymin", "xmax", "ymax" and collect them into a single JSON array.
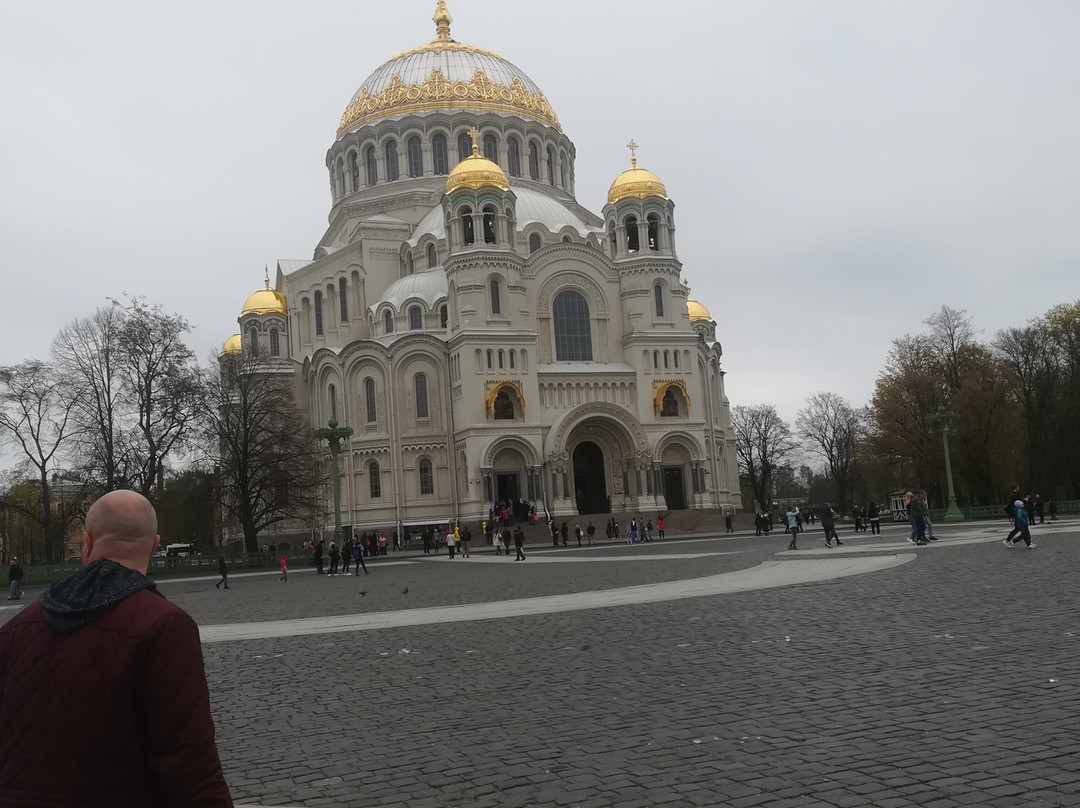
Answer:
[
  {"xmin": 927, "ymin": 405, "xmax": 964, "ymax": 521},
  {"xmin": 314, "ymin": 418, "xmax": 353, "ymax": 544}
]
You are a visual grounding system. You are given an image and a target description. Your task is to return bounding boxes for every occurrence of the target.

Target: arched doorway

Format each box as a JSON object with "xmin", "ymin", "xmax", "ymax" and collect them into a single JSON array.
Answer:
[
  {"xmin": 493, "ymin": 447, "xmax": 525, "ymax": 503},
  {"xmin": 661, "ymin": 442, "xmax": 691, "ymax": 510},
  {"xmin": 573, "ymin": 441, "xmax": 607, "ymax": 514}
]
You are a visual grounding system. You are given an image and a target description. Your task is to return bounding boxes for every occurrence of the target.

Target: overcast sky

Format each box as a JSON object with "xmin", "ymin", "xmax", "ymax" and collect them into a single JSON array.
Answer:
[{"xmin": 2, "ymin": 0, "xmax": 1078, "ymax": 426}]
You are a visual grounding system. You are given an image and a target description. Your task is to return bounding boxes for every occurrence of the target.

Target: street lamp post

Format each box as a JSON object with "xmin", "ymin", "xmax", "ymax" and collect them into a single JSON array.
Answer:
[
  {"xmin": 928, "ymin": 405, "xmax": 964, "ymax": 521},
  {"xmin": 314, "ymin": 418, "xmax": 354, "ymax": 545}
]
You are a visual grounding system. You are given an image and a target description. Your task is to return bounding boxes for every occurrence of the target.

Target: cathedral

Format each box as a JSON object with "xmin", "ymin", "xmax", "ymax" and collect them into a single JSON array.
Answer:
[{"xmin": 221, "ymin": 2, "xmax": 739, "ymax": 538}]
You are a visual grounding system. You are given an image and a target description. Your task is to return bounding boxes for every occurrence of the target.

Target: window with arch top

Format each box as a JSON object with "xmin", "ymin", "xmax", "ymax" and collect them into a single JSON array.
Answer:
[
  {"xmin": 461, "ymin": 205, "xmax": 474, "ymax": 245},
  {"xmin": 528, "ymin": 233, "xmax": 541, "ymax": 254},
  {"xmin": 269, "ymin": 328, "xmax": 280, "ymax": 357},
  {"xmin": 383, "ymin": 309, "xmax": 393, "ymax": 333},
  {"xmin": 625, "ymin": 216, "xmax": 640, "ymax": 252},
  {"xmin": 414, "ymin": 373, "xmax": 429, "ymax": 419},
  {"xmin": 365, "ymin": 145, "xmax": 377, "ymax": 186},
  {"xmin": 385, "ymin": 140, "xmax": 399, "ymax": 181},
  {"xmin": 349, "ymin": 153, "xmax": 359, "ymax": 191},
  {"xmin": 247, "ymin": 327, "xmax": 259, "ymax": 357},
  {"xmin": 364, "ymin": 377, "xmax": 376, "ymax": 422},
  {"xmin": 654, "ymin": 283, "xmax": 664, "ymax": 317},
  {"xmin": 507, "ymin": 137, "xmax": 521, "ymax": 177},
  {"xmin": 546, "ymin": 146, "xmax": 556, "ymax": 185},
  {"xmin": 409, "ymin": 305, "xmax": 422, "ymax": 330},
  {"xmin": 457, "ymin": 132, "xmax": 472, "ymax": 163},
  {"xmin": 440, "ymin": 305, "xmax": 448, "ymax": 328},
  {"xmin": 419, "ymin": 458, "xmax": 434, "ymax": 495},
  {"xmin": 369, "ymin": 461, "xmax": 381, "ymax": 498},
  {"xmin": 328, "ymin": 383, "xmax": 337, "ymax": 420},
  {"xmin": 426, "ymin": 242, "xmax": 438, "ymax": 268},
  {"xmin": 493, "ymin": 389, "xmax": 515, "ymax": 420},
  {"xmin": 647, "ymin": 213, "xmax": 661, "ymax": 251},
  {"xmin": 482, "ymin": 205, "xmax": 497, "ymax": 244},
  {"xmin": 528, "ymin": 141, "xmax": 540, "ymax": 180},
  {"xmin": 489, "ymin": 279, "xmax": 501, "ymax": 315},
  {"xmin": 407, "ymin": 136, "xmax": 423, "ymax": 178},
  {"xmin": 339, "ymin": 278, "xmax": 348, "ymax": 321},
  {"xmin": 482, "ymin": 133, "xmax": 497, "ymax": 162},
  {"xmin": 661, "ymin": 388, "xmax": 680, "ymax": 417},
  {"xmin": 553, "ymin": 289, "xmax": 593, "ymax": 361},
  {"xmin": 313, "ymin": 291, "xmax": 324, "ymax": 336},
  {"xmin": 432, "ymin": 134, "xmax": 449, "ymax": 175}
]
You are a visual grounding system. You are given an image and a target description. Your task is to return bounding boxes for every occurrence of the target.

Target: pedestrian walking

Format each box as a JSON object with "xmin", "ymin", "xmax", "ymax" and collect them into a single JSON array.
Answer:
[
  {"xmin": 656, "ymin": 516, "xmax": 664, "ymax": 539},
  {"xmin": 819, "ymin": 503, "xmax": 844, "ymax": 548},
  {"xmin": 867, "ymin": 502, "xmax": 881, "ymax": 535},
  {"xmin": 215, "ymin": 554, "xmax": 230, "ymax": 590},
  {"xmin": 354, "ymin": 543, "xmax": 368, "ymax": 575},
  {"xmin": 785, "ymin": 505, "xmax": 800, "ymax": 550},
  {"xmin": 514, "ymin": 526, "xmax": 526, "ymax": 561},
  {"xmin": 341, "ymin": 538, "xmax": 353, "ymax": 575},
  {"xmin": 279, "ymin": 553, "xmax": 288, "ymax": 582},
  {"xmin": 328, "ymin": 541, "xmax": 340, "ymax": 575},
  {"xmin": 314, "ymin": 540, "xmax": 325, "ymax": 574},
  {"xmin": 7, "ymin": 558, "xmax": 24, "ymax": 600},
  {"xmin": 1004, "ymin": 500, "xmax": 1035, "ymax": 549},
  {"xmin": 725, "ymin": 511, "xmax": 734, "ymax": 533},
  {"xmin": 587, "ymin": 521, "xmax": 596, "ymax": 546},
  {"xmin": 575, "ymin": 524, "xmax": 583, "ymax": 547}
]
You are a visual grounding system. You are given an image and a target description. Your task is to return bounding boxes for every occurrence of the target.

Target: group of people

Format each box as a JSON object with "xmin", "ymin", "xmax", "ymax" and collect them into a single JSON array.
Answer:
[{"xmin": 782, "ymin": 503, "xmax": 844, "ymax": 550}]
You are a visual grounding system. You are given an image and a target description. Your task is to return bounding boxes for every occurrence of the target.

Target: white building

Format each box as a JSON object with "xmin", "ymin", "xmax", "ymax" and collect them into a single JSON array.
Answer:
[{"xmin": 222, "ymin": 2, "xmax": 739, "ymax": 536}]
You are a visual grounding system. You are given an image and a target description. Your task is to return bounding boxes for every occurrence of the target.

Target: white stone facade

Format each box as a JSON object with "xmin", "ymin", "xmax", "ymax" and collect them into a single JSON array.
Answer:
[{"xmin": 228, "ymin": 6, "xmax": 739, "ymax": 536}]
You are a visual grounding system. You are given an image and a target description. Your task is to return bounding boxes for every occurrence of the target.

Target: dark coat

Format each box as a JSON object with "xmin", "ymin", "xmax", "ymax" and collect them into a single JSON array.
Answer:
[{"xmin": 0, "ymin": 563, "xmax": 232, "ymax": 807}]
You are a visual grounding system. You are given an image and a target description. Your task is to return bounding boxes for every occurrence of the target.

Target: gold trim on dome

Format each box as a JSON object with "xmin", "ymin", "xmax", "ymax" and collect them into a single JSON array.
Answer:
[
  {"xmin": 653, "ymin": 380, "xmax": 690, "ymax": 415},
  {"xmin": 687, "ymin": 299, "xmax": 713, "ymax": 322},
  {"xmin": 222, "ymin": 334, "xmax": 242, "ymax": 356},
  {"xmin": 485, "ymin": 380, "xmax": 525, "ymax": 415},
  {"xmin": 338, "ymin": 68, "xmax": 560, "ymax": 137}
]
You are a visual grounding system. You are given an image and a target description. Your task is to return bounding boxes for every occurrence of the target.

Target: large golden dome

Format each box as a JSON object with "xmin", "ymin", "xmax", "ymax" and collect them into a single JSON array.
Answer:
[
  {"xmin": 222, "ymin": 334, "xmax": 242, "ymax": 355},
  {"xmin": 687, "ymin": 299, "xmax": 713, "ymax": 322},
  {"xmin": 337, "ymin": 2, "xmax": 559, "ymax": 139},
  {"xmin": 242, "ymin": 275, "xmax": 288, "ymax": 316},
  {"xmin": 446, "ymin": 130, "xmax": 509, "ymax": 194},
  {"xmin": 608, "ymin": 141, "xmax": 667, "ymax": 205}
]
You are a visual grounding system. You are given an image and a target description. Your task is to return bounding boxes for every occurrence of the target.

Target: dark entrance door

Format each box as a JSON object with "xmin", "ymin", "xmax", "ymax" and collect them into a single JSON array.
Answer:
[
  {"xmin": 663, "ymin": 467, "xmax": 686, "ymax": 510},
  {"xmin": 573, "ymin": 441, "xmax": 607, "ymax": 514},
  {"xmin": 496, "ymin": 473, "xmax": 519, "ymax": 503}
]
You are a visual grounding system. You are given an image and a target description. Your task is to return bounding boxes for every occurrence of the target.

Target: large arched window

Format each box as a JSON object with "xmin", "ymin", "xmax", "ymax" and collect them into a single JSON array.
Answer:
[
  {"xmin": 482, "ymin": 133, "xmax": 497, "ymax": 162},
  {"xmin": 348, "ymin": 152, "xmax": 359, "ymax": 191},
  {"xmin": 383, "ymin": 310, "xmax": 393, "ymax": 333},
  {"xmin": 426, "ymin": 242, "xmax": 438, "ymax": 268},
  {"xmin": 493, "ymin": 389, "xmax": 514, "ymax": 420},
  {"xmin": 385, "ymin": 140, "xmax": 399, "ymax": 181},
  {"xmin": 528, "ymin": 140, "xmax": 540, "ymax": 180},
  {"xmin": 369, "ymin": 461, "xmax": 381, "ymax": 498},
  {"xmin": 482, "ymin": 205, "xmax": 497, "ymax": 244},
  {"xmin": 654, "ymin": 283, "xmax": 664, "ymax": 317},
  {"xmin": 440, "ymin": 305, "xmax": 448, "ymax": 328},
  {"xmin": 528, "ymin": 233, "xmax": 541, "ymax": 254},
  {"xmin": 407, "ymin": 136, "xmax": 423, "ymax": 177},
  {"xmin": 247, "ymin": 326, "xmax": 259, "ymax": 357},
  {"xmin": 313, "ymin": 291, "xmax": 324, "ymax": 336},
  {"xmin": 647, "ymin": 213, "xmax": 661, "ymax": 251},
  {"xmin": 418, "ymin": 458, "xmax": 434, "ymax": 495},
  {"xmin": 414, "ymin": 373, "xmax": 429, "ymax": 419},
  {"xmin": 546, "ymin": 146, "xmax": 556, "ymax": 185},
  {"xmin": 365, "ymin": 145, "xmax": 377, "ymax": 186},
  {"xmin": 457, "ymin": 132, "xmax": 472, "ymax": 163},
  {"xmin": 507, "ymin": 137, "xmax": 521, "ymax": 177},
  {"xmin": 269, "ymin": 328, "xmax": 280, "ymax": 357},
  {"xmin": 432, "ymin": 134, "xmax": 449, "ymax": 175},
  {"xmin": 461, "ymin": 206, "xmax": 474, "ymax": 245},
  {"xmin": 553, "ymin": 289, "xmax": 593, "ymax": 361},
  {"xmin": 489, "ymin": 279, "xmax": 501, "ymax": 315},
  {"xmin": 364, "ymin": 377, "xmax": 376, "ymax": 422},
  {"xmin": 339, "ymin": 277, "xmax": 348, "ymax": 322},
  {"xmin": 409, "ymin": 305, "xmax": 423, "ymax": 330},
  {"xmin": 625, "ymin": 216, "xmax": 640, "ymax": 252}
]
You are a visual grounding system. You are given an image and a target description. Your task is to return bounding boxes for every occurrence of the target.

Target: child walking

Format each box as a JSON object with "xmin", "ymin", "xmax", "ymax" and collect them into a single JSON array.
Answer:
[{"xmin": 279, "ymin": 554, "xmax": 289, "ymax": 582}]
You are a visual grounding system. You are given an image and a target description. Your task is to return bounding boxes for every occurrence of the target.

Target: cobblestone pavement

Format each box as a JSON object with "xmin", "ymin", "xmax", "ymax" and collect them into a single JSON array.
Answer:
[{"xmin": 10, "ymin": 519, "xmax": 1080, "ymax": 807}]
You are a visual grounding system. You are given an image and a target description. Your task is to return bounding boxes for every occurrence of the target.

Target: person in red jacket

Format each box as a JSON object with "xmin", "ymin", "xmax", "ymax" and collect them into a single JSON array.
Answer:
[{"xmin": 0, "ymin": 489, "xmax": 233, "ymax": 807}]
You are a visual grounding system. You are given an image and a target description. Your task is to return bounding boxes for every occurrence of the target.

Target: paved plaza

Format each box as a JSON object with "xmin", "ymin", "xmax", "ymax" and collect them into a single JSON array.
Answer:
[{"xmin": 5, "ymin": 518, "xmax": 1080, "ymax": 807}]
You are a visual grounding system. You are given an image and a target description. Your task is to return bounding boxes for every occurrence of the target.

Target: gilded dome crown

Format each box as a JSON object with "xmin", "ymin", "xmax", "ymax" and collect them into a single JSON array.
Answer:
[
  {"xmin": 608, "ymin": 140, "xmax": 667, "ymax": 205},
  {"xmin": 222, "ymin": 334, "xmax": 242, "ymax": 355},
  {"xmin": 687, "ymin": 299, "xmax": 713, "ymax": 322},
  {"xmin": 446, "ymin": 129, "xmax": 510, "ymax": 193},
  {"xmin": 241, "ymin": 271, "xmax": 288, "ymax": 316}
]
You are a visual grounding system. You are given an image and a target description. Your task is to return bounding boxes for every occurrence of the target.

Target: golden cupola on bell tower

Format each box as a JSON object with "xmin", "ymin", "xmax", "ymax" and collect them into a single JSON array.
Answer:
[{"xmin": 603, "ymin": 140, "xmax": 677, "ymax": 260}]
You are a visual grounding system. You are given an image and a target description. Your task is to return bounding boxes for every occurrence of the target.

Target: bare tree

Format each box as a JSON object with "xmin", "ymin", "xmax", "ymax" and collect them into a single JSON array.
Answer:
[
  {"xmin": 732, "ymin": 404, "xmax": 797, "ymax": 511},
  {"xmin": 115, "ymin": 298, "xmax": 202, "ymax": 501},
  {"xmin": 52, "ymin": 304, "xmax": 133, "ymax": 492},
  {"xmin": 204, "ymin": 355, "xmax": 321, "ymax": 552},
  {"xmin": 0, "ymin": 362, "xmax": 75, "ymax": 562},
  {"xmin": 797, "ymin": 392, "xmax": 860, "ymax": 511}
]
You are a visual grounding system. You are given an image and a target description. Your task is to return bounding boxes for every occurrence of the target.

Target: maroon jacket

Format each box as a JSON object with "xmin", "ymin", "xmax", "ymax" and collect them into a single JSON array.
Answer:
[{"xmin": 0, "ymin": 561, "xmax": 232, "ymax": 807}]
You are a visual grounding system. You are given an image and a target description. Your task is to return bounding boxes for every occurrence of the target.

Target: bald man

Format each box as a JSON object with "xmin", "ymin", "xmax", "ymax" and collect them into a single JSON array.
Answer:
[{"xmin": 0, "ymin": 490, "xmax": 233, "ymax": 807}]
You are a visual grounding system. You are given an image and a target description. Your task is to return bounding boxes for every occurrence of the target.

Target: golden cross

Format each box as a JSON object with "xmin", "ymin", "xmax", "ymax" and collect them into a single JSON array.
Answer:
[
  {"xmin": 467, "ymin": 126, "xmax": 481, "ymax": 156},
  {"xmin": 626, "ymin": 139, "xmax": 639, "ymax": 167},
  {"xmin": 264, "ymin": 265, "xmax": 270, "ymax": 289}
]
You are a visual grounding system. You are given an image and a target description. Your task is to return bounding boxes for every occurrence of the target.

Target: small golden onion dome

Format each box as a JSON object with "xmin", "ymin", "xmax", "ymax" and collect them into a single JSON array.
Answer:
[
  {"xmin": 446, "ymin": 131, "xmax": 510, "ymax": 194},
  {"xmin": 222, "ymin": 334, "xmax": 242, "ymax": 355},
  {"xmin": 608, "ymin": 139, "xmax": 667, "ymax": 205},
  {"xmin": 241, "ymin": 272, "xmax": 288, "ymax": 316},
  {"xmin": 687, "ymin": 299, "xmax": 712, "ymax": 322}
]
